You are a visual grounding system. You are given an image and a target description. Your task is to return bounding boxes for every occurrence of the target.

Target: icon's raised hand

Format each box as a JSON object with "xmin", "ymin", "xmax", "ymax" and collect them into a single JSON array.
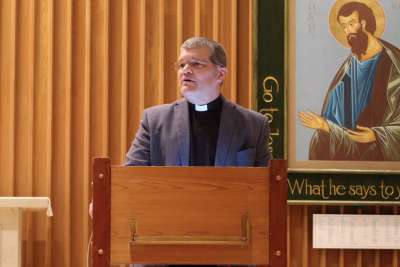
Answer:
[
  {"xmin": 346, "ymin": 125, "xmax": 376, "ymax": 143},
  {"xmin": 298, "ymin": 111, "xmax": 330, "ymax": 133}
]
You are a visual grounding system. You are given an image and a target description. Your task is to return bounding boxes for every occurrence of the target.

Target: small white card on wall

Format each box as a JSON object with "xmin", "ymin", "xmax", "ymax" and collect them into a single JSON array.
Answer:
[{"xmin": 313, "ymin": 214, "xmax": 400, "ymax": 249}]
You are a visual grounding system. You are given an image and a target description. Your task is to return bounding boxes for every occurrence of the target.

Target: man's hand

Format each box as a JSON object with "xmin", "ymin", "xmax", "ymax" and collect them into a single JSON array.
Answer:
[
  {"xmin": 346, "ymin": 125, "xmax": 376, "ymax": 143},
  {"xmin": 89, "ymin": 201, "xmax": 93, "ymax": 219},
  {"xmin": 298, "ymin": 111, "xmax": 330, "ymax": 133}
]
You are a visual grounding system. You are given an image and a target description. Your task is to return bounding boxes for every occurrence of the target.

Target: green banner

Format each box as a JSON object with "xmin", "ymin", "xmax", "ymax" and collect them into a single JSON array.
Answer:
[
  {"xmin": 289, "ymin": 173, "xmax": 400, "ymax": 203},
  {"xmin": 256, "ymin": 0, "xmax": 285, "ymax": 159}
]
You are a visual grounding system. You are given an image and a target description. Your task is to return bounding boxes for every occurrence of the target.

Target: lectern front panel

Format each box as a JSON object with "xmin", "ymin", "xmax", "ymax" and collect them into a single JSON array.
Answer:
[{"xmin": 110, "ymin": 167, "xmax": 269, "ymax": 265}]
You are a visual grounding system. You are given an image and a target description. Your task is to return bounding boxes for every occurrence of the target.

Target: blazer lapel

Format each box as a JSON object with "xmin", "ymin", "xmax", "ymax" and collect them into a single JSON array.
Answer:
[
  {"xmin": 215, "ymin": 97, "xmax": 240, "ymax": 166},
  {"xmin": 174, "ymin": 99, "xmax": 190, "ymax": 166}
]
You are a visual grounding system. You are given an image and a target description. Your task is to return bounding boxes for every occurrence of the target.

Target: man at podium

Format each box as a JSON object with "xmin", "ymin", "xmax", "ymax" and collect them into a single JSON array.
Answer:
[
  {"xmin": 126, "ymin": 37, "xmax": 271, "ymax": 167},
  {"xmin": 90, "ymin": 37, "xmax": 272, "ymax": 267}
]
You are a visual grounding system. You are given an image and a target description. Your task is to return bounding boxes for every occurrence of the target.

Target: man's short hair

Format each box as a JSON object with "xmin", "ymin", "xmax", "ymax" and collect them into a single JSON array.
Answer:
[
  {"xmin": 337, "ymin": 2, "xmax": 376, "ymax": 34},
  {"xmin": 181, "ymin": 37, "xmax": 227, "ymax": 68}
]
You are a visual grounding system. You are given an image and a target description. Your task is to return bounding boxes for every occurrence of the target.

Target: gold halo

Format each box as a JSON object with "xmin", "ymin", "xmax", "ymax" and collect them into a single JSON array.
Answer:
[{"xmin": 329, "ymin": 0, "xmax": 386, "ymax": 48}]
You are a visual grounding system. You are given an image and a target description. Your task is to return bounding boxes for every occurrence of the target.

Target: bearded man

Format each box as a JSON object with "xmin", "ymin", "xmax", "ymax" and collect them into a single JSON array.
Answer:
[{"xmin": 299, "ymin": 1, "xmax": 400, "ymax": 161}]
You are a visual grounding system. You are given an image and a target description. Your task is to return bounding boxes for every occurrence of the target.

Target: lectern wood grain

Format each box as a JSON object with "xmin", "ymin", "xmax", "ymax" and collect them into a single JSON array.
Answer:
[
  {"xmin": 112, "ymin": 167, "xmax": 268, "ymax": 264},
  {"xmin": 92, "ymin": 159, "xmax": 287, "ymax": 267}
]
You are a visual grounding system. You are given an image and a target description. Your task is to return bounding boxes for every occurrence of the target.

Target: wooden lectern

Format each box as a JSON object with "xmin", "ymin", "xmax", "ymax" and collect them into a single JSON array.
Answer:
[{"xmin": 92, "ymin": 158, "xmax": 287, "ymax": 267}]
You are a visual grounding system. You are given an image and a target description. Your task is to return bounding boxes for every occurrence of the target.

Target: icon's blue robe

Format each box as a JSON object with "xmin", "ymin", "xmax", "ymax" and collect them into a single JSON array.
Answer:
[{"xmin": 309, "ymin": 40, "xmax": 400, "ymax": 161}]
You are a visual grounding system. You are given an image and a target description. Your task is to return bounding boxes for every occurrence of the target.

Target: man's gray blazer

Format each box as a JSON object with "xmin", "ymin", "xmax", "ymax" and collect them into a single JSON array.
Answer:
[{"xmin": 126, "ymin": 96, "xmax": 270, "ymax": 166}]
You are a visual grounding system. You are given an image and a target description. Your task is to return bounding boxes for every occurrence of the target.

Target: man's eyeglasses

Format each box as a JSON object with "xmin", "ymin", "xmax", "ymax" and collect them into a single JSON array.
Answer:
[{"xmin": 174, "ymin": 59, "xmax": 212, "ymax": 71}]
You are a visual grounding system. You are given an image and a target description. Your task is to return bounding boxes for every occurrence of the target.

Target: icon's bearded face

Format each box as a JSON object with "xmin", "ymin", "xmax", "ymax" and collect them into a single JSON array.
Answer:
[
  {"xmin": 347, "ymin": 27, "xmax": 369, "ymax": 58},
  {"xmin": 339, "ymin": 11, "xmax": 370, "ymax": 59}
]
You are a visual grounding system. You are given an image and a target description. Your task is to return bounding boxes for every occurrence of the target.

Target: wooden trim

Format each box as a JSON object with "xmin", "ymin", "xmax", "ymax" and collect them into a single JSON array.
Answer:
[
  {"xmin": 84, "ymin": 0, "xmax": 92, "ymax": 253},
  {"xmin": 176, "ymin": 0, "xmax": 183, "ymax": 99},
  {"xmin": 212, "ymin": 0, "xmax": 219, "ymax": 40},
  {"xmin": 302, "ymin": 206, "xmax": 308, "ymax": 267},
  {"xmin": 230, "ymin": 0, "xmax": 237, "ymax": 103},
  {"xmin": 249, "ymin": 0, "xmax": 255, "ymax": 109},
  {"xmin": 139, "ymin": 0, "xmax": 145, "ymax": 111},
  {"xmin": 34, "ymin": 0, "xmax": 54, "ymax": 265},
  {"xmin": 120, "ymin": 0, "xmax": 128, "ymax": 159},
  {"xmin": 0, "ymin": 0, "xmax": 17, "ymax": 195},
  {"xmin": 65, "ymin": 1, "xmax": 73, "ymax": 263},
  {"xmin": 194, "ymin": 0, "xmax": 200, "ymax": 36},
  {"xmin": 158, "ymin": 0, "xmax": 165, "ymax": 104},
  {"xmin": 92, "ymin": 158, "xmax": 111, "ymax": 267},
  {"xmin": 268, "ymin": 159, "xmax": 288, "ymax": 267},
  {"xmin": 320, "ymin": 206, "xmax": 326, "ymax": 267}
]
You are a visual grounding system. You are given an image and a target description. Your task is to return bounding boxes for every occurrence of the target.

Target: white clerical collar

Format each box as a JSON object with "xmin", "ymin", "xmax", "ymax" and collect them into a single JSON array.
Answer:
[{"xmin": 195, "ymin": 104, "xmax": 208, "ymax": 112}]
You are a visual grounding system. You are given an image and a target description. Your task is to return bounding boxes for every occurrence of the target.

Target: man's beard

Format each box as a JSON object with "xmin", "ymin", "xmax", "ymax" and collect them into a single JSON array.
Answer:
[{"xmin": 347, "ymin": 29, "xmax": 369, "ymax": 58}]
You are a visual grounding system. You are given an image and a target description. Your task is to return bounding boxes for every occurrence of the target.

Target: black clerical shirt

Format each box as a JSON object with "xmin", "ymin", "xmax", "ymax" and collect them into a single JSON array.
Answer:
[{"xmin": 188, "ymin": 96, "xmax": 223, "ymax": 166}]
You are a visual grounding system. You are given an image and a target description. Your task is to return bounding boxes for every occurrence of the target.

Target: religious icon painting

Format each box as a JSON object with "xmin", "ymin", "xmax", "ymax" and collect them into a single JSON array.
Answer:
[{"xmin": 287, "ymin": 0, "xmax": 400, "ymax": 171}]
